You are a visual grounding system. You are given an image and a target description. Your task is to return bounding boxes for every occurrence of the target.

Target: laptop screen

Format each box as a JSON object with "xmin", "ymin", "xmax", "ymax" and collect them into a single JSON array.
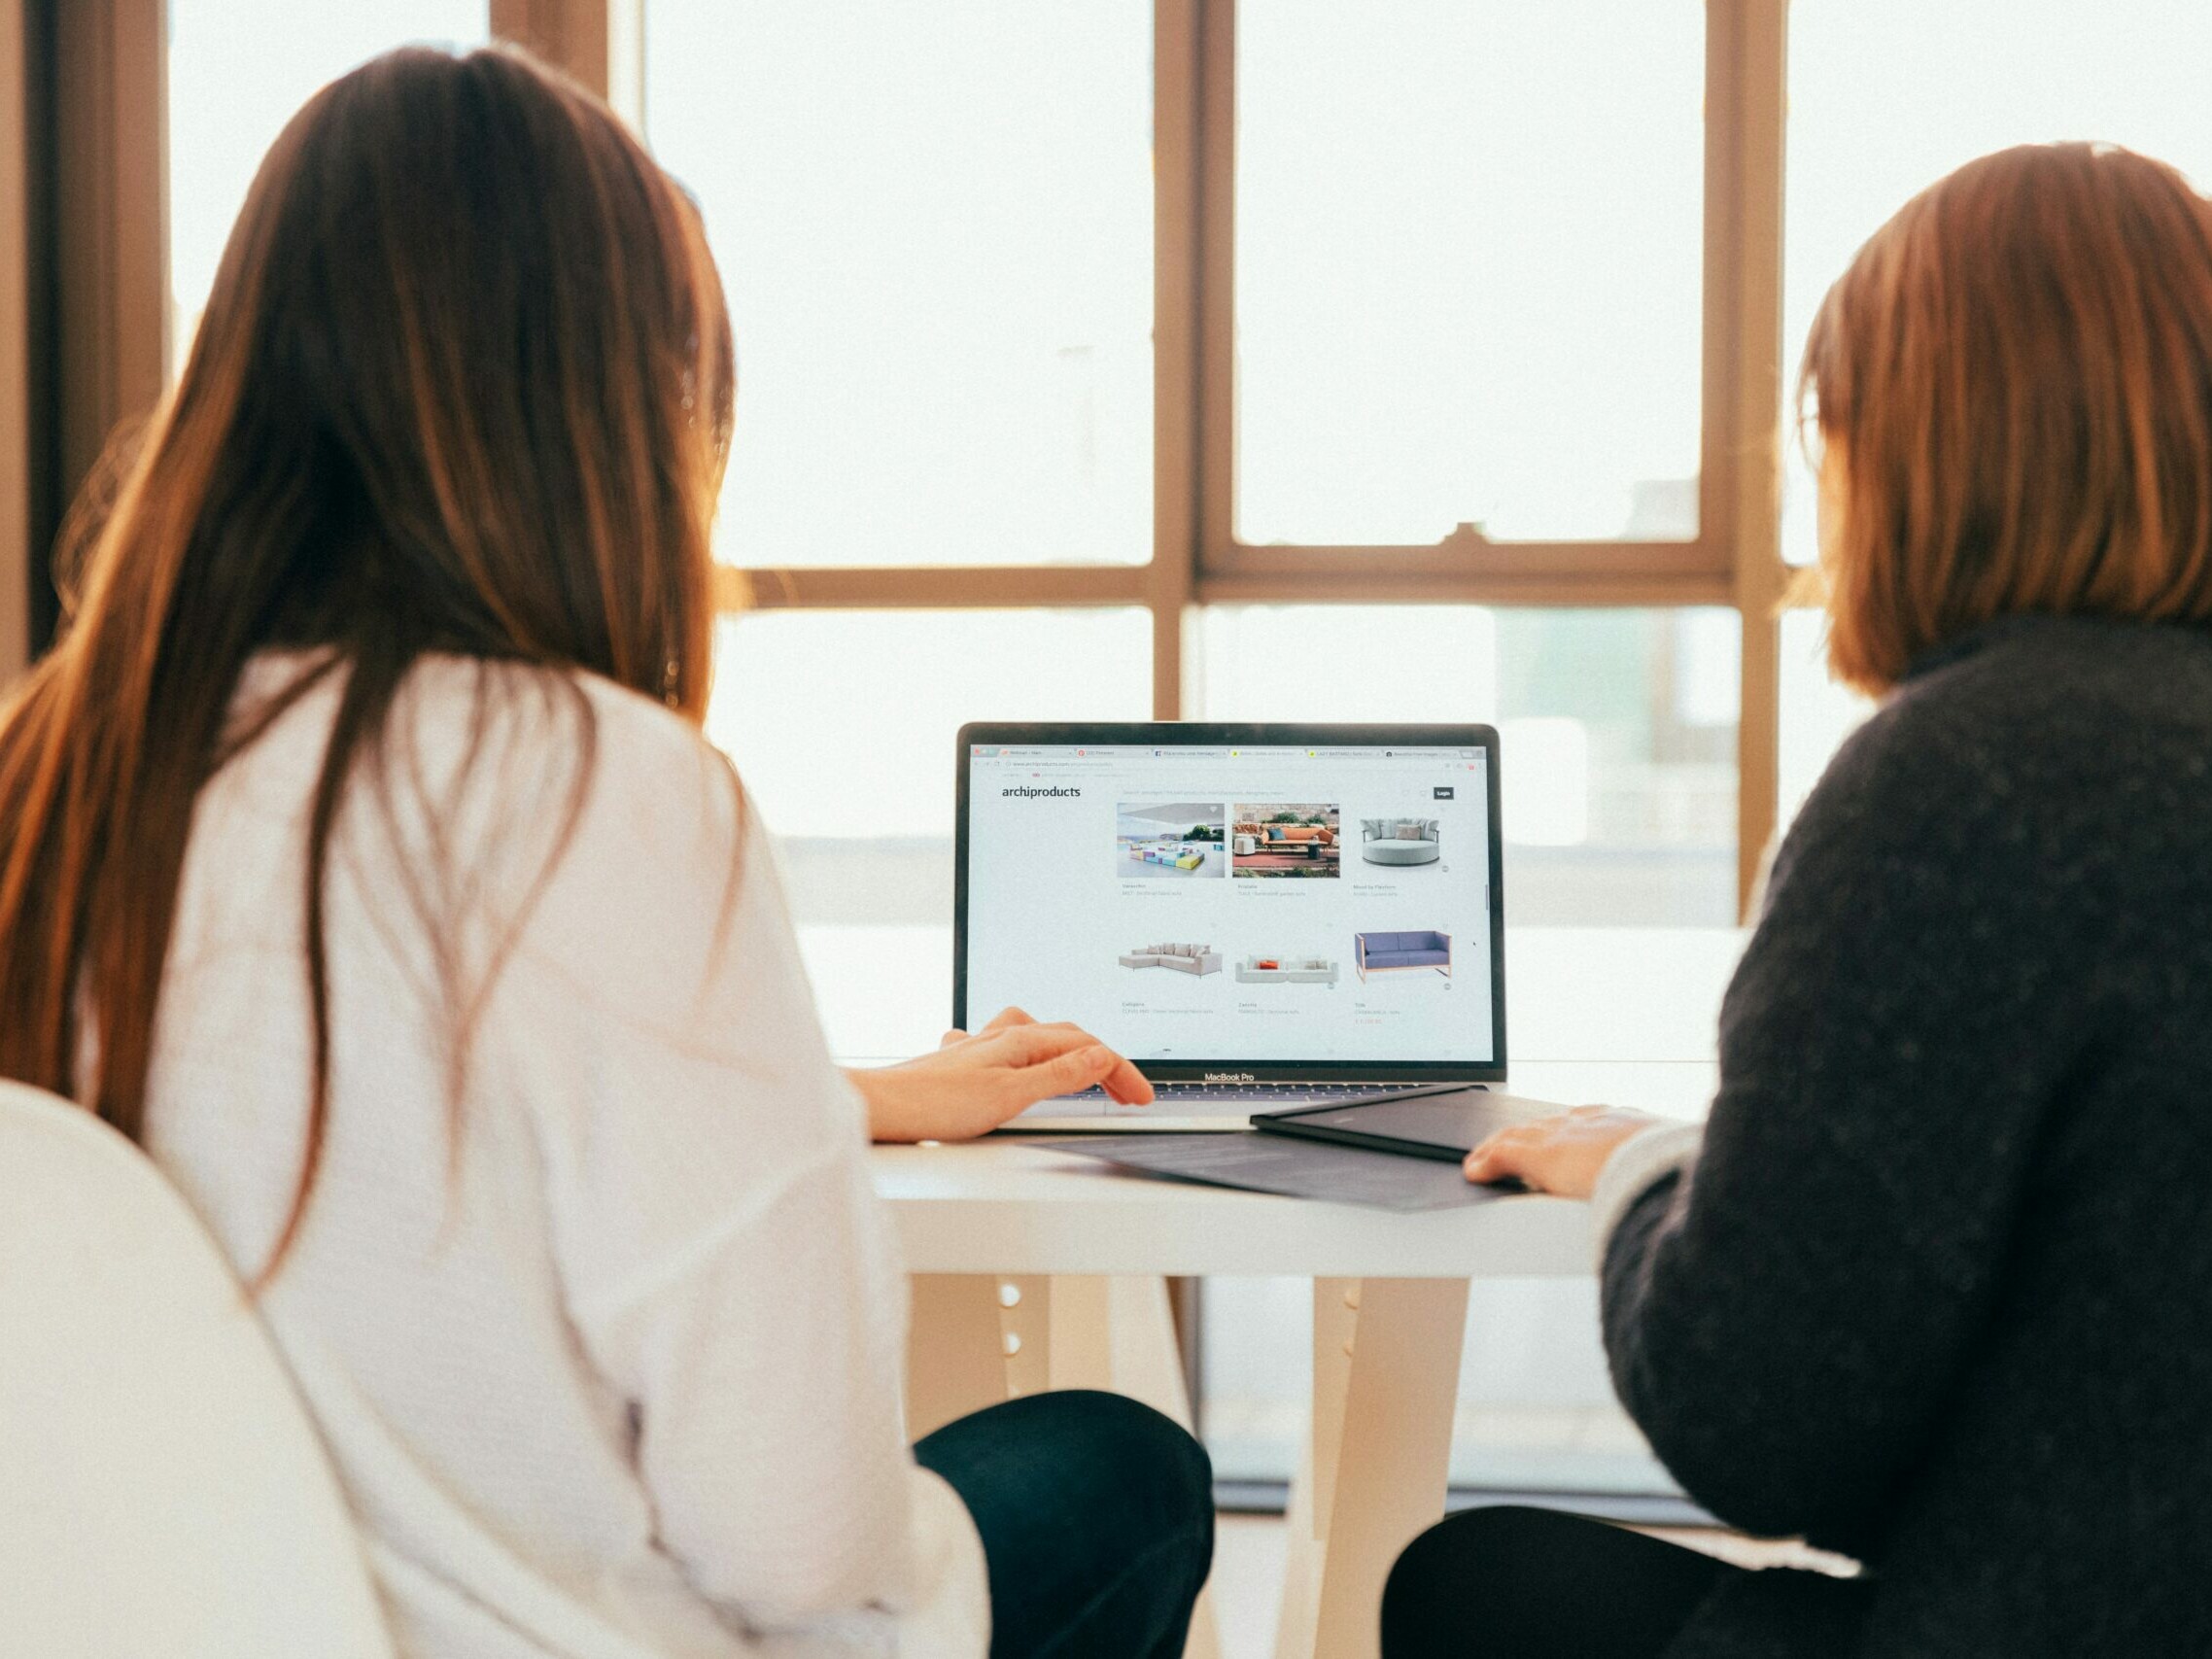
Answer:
[{"xmin": 957, "ymin": 727, "xmax": 1502, "ymax": 1076}]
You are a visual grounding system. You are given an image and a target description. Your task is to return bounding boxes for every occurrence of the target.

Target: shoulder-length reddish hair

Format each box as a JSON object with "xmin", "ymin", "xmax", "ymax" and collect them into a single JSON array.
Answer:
[
  {"xmin": 0, "ymin": 46, "xmax": 735, "ymax": 1275},
  {"xmin": 1801, "ymin": 142, "xmax": 2212, "ymax": 693}
]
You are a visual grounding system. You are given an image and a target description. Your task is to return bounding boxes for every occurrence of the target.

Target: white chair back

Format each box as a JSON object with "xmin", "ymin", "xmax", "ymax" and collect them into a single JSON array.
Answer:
[{"xmin": 0, "ymin": 1080, "xmax": 395, "ymax": 1658}]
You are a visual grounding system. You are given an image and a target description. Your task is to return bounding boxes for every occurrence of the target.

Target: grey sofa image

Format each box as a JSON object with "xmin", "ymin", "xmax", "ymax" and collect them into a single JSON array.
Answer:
[
  {"xmin": 1360, "ymin": 817, "xmax": 1441, "ymax": 866},
  {"xmin": 1119, "ymin": 943, "xmax": 1223, "ymax": 976},
  {"xmin": 1354, "ymin": 930, "xmax": 1451, "ymax": 981},
  {"xmin": 1233, "ymin": 955, "xmax": 1338, "ymax": 986}
]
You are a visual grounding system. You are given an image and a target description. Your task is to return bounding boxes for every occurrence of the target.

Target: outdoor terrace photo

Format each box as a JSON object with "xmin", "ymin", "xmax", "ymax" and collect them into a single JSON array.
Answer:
[
  {"xmin": 1115, "ymin": 802, "xmax": 1226, "ymax": 879},
  {"xmin": 1230, "ymin": 805, "xmax": 1341, "ymax": 879}
]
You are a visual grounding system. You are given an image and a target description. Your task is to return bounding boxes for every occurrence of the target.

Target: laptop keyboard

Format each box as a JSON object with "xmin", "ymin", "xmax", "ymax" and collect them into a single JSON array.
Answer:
[{"xmin": 1050, "ymin": 1082, "xmax": 1436, "ymax": 1104}]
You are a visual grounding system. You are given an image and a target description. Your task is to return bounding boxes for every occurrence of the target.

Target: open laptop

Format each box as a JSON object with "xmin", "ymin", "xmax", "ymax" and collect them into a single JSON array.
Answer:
[{"xmin": 955, "ymin": 723, "xmax": 1509, "ymax": 1131}]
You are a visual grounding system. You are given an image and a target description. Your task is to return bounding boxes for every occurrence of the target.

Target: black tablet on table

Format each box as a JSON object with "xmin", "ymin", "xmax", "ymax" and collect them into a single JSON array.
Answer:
[{"xmin": 1250, "ymin": 1087, "xmax": 1555, "ymax": 1163}]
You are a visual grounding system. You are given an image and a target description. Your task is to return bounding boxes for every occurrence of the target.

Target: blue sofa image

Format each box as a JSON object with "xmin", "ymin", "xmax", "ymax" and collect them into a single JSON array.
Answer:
[{"xmin": 1354, "ymin": 929, "xmax": 1452, "ymax": 982}]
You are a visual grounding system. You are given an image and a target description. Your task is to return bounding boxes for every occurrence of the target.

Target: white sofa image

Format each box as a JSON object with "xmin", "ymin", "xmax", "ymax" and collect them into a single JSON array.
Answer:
[
  {"xmin": 1361, "ymin": 817, "xmax": 1441, "ymax": 866},
  {"xmin": 1119, "ymin": 942, "xmax": 1223, "ymax": 976},
  {"xmin": 1234, "ymin": 954, "xmax": 1339, "ymax": 985}
]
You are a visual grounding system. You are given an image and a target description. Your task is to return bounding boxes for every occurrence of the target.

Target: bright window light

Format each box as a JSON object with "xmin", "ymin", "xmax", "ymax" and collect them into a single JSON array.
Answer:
[
  {"xmin": 164, "ymin": 1, "xmax": 487, "ymax": 379},
  {"xmin": 1235, "ymin": 1, "xmax": 1706, "ymax": 545},
  {"xmin": 644, "ymin": 2, "xmax": 1154, "ymax": 567}
]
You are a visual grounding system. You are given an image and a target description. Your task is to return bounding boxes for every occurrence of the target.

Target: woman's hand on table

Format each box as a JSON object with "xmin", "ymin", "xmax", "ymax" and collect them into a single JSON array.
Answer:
[
  {"xmin": 1462, "ymin": 1104, "xmax": 1659, "ymax": 1199},
  {"xmin": 847, "ymin": 1007, "xmax": 1154, "ymax": 1144}
]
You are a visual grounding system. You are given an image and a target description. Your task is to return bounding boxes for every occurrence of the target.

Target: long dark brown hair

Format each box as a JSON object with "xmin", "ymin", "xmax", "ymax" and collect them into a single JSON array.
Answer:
[{"xmin": 0, "ymin": 46, "xmax": 735, "ymax": 1274}]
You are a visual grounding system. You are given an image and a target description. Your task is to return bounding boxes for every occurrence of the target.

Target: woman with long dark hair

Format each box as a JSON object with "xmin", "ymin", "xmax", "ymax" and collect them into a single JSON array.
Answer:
[
  {"xmin": 1384, "ymin": 141, "xmax": 2212, "ymax": 1657},
  {"xmin": 0, "ymin": 47, "xmax": 1208, "ymax": 1657}
]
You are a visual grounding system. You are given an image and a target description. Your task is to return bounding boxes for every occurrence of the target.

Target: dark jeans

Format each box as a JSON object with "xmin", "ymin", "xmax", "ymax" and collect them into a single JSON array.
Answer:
[
  {"xmin": 915, "ymin": 1389, "xmax": 1215, "ymax": 1659},
  {"xmin": 1383, "ymin": 1504, "xmax": 1740, "ymax": 1659}
]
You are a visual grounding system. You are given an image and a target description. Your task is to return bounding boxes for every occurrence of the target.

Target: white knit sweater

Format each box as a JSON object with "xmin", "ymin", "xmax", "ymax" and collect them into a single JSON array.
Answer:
[{"xmin": 140, "ymin": 654, "xmax": 987, "ymax": 1658}]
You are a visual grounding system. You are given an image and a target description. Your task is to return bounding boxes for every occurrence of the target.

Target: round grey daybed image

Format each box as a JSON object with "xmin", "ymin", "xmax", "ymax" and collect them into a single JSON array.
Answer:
[{"xmin": 1360, "ymin": 817, "xmax": 1441, "ymax": 866}]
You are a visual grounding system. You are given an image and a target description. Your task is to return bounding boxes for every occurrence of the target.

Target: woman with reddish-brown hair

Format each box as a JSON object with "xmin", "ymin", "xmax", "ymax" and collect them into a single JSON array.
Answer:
[
  {"xmin": 0, "ymin": 46, "xmax": 1210, "ymax": 1659},
  {"xmin": 1384, "ymin": 142, "xmax": 2212, "ymax": 1656}
]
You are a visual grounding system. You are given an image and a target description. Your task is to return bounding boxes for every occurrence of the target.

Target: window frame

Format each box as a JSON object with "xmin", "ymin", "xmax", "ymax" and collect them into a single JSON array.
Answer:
[
  {"xmin": 1195, "ymin": 2, "xmax": 1731, "ymax": 599},
  {"xmin": 9, "ymin": 0, "xmax": 169, "ymax": 676},
  {"xmin": 102, "ymin": 0, "xmax": 1792, "ymax": 917},
  {"xmin": 661, "ymin": 0, "xmax": 1793, "ymax": 916}
]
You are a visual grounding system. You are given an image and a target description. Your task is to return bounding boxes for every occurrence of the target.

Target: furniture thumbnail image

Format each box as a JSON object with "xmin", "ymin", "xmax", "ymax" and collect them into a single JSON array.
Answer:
[
  {"xmin": 1361, "ymin": 817, "xmax": 1441, "ymax": 866},
  {"xmin": 1354, "ymin": 930, "xmax": 1452, "ymax": 981},
  {"xmin": 1119, "ymin": 943, "xmax": 1223, "ymax": 976},
  {"xmin": 1116, "ymin": 802, "xmax": 1226, "ymax": 880},
  {"xmin": 1135, "ymin": 846, "xmax": 1207, "ymax": 870},
  {"xmin": 1231, "ymin": 805, "xmax": 1342, "ymax": 878},
  {"xmin": 1240, "ymin": 823, "xmax": 1333, "ymax": 857},
  {"xmin": 1235, "ymin": 955, "xmax": 1339, "ymax": 986}
]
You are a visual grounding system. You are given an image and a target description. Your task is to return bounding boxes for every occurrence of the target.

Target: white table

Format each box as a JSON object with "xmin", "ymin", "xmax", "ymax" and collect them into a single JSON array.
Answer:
[{"xmin": 875, "ymin": 1058, "xmax": 1717, "ymax": 1659}]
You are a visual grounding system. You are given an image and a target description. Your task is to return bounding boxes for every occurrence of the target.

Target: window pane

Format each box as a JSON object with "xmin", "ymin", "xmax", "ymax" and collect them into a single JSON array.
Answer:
[
  {"xmin": 165, "ymin": 1, "xmax": 487, "ymax": 379},
  {"xmin": 1782, "ymin": 0, "xmax": 2212, "ymax": 563},
  {"xmin": 646, "ymin": 5, "xmax": 1153, "ymax": 568},
  {"xmin": 1196, "ymin": 606, "xmax": 1738, "ymax": 927},
  {"xmin": 1235, "ymin": 3, "xmax": 1706, "ymax": 546},
  {"xmin": 707, "ymin": 609, "xmax": 1152, "ymax": 1056}
]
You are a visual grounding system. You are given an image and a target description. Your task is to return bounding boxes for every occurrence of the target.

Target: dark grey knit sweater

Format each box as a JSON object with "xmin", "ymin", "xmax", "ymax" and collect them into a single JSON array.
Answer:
[{"xmin": 1603, "ymin": 614, "xmax": 2212, "ymax": 1657}]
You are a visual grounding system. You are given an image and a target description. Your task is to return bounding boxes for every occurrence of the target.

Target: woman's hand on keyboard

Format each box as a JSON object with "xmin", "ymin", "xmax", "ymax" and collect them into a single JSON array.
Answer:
[{"xmin": 848, "ymin": 1008, "xmax": 1155, "ymax": 1143}]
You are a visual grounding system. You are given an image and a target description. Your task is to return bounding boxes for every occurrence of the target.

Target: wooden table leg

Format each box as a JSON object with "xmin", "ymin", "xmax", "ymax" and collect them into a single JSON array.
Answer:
[
  {"xmin": 1000, "ymin": 1275, "xmax": 1054, "ymax": 1399},
  {"xmin": 1276, "ymin": 1277, "xmax": 1470, "ymax": 1659},
  {"xmin": 1009, "ymin": 1277, "xmax": 1223, "ymax": 1659},
  {"xmin": 906, "ymin": 1273, "xmax": 1010, "ymax": 1439},
  {"xmin": 1105, "ymin": 1276, "xmax": 1222, "ymax": 1659},
  {"xmin": 910, "ymin": 1273, "xmax": 1223, "ymax": 1659},
  {"xmin": 1275, "ymin": 1278, "xmax": 1356, "ymax": 1659},
  {"xmin": 1047, "ymin": 1275, "xmax": 1115, "ymax": 1390}
]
